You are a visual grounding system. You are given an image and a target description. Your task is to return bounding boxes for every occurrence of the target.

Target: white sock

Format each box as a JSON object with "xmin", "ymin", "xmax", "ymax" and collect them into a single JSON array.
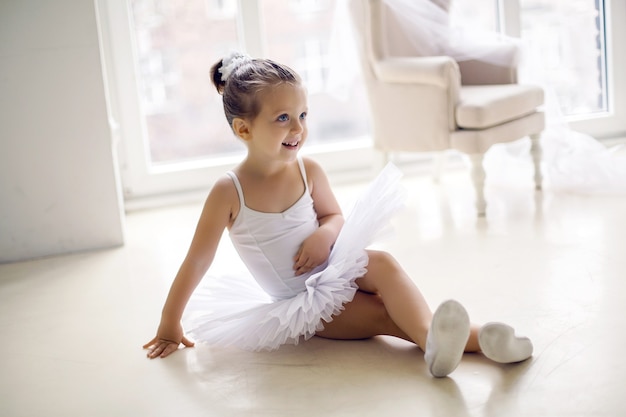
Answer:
[
  {"xmin": 478, "ymin": 322, "xmax": 533, "ymax": 364},
  {"xmin": 424, "ymin": 299, "xmax": 471, "ymax": 378}
]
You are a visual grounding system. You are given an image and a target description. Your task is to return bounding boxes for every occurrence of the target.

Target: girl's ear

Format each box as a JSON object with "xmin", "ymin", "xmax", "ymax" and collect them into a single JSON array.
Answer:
[{"xmin": 232, "ymin": 118, "xmax": 252, "ymax": 141}]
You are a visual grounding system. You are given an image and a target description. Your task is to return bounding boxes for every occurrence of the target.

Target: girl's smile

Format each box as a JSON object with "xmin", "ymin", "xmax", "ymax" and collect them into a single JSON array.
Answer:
[{"xmin": 281, "ymin": 138, "xmax": 300, "ymax": 149}]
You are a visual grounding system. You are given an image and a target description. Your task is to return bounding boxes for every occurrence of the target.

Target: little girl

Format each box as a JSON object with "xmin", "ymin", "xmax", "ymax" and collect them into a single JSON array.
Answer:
[{"xmin": 143, "ymin": 52, "xmax": 533, "ymax": 377}]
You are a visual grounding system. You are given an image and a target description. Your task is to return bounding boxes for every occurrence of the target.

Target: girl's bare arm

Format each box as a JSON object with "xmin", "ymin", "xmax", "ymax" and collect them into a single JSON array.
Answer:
[
  {"xmin": 293, "ymin": 158, "xmax": 344, "ymax": 276},
  {"xmin": 144, "ymin": 175, "xmax": 236, "ymax": 358}
]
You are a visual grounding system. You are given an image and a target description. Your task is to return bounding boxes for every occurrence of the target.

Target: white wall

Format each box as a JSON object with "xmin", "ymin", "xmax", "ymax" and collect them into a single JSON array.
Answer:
[{"xmin": 0, "ymin": 0, "xmax": 125, "ymax": 263}]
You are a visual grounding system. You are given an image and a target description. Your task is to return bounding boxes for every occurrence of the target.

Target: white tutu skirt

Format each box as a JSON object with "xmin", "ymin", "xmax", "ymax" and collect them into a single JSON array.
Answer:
[{"xmin": 184, "ymin": 163, "xmax": 406, "ymax": 351}]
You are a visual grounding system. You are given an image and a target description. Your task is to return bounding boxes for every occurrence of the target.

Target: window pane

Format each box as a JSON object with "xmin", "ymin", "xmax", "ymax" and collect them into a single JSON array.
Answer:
[
  {"xmin": 260, "ymin": 0, "xmax": 370, "ymax": 147},
  {"xmin": 129, "ymin": 0, "xmax": 244, "ymax": 165},
  {"xmin": 519, "ymin": 0, "xmax": 607, "ymax": 116}
]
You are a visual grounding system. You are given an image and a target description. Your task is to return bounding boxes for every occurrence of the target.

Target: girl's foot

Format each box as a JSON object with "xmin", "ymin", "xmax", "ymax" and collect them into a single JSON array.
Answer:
[
  {"xmin": 478, "ymin": 322, "xmax": 533, "ymax": 363},
  {"xmin": 424, "ymin": 299, "xmax": 471, "ymax": 377}
]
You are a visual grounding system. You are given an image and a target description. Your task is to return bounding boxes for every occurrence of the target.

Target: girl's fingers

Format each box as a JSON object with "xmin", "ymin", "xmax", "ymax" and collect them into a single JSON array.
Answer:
[
  {"xmin": 145, "ymin": 337, "xmax": 195, "ymax": 358},
  {"xmin": 181, "ymin": 336, "xmax": 195, "ymax": 347},
  {"xmin": 142, "ymin": 337, "xmax": 158, "ymax": 349},
  {"xmin": 295, "ymin": 262, "xmax": 315, "ymax": 276},
  {"xmin": 147, "ymin": 343, "xmax": 167, "ymax": 359},
  {"xmin": 160, "ymin": 343, "xmax": 180, "ymax": 358},
  {"xmin": 294, "ymin": 254, "xmax": 309, "ymax": 270}
]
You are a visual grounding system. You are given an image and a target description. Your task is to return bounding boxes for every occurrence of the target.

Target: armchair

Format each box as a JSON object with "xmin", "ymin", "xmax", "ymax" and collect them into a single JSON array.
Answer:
[{"xmin": 349, "ymin": 0, "xmax": 545, "ymax": 215}]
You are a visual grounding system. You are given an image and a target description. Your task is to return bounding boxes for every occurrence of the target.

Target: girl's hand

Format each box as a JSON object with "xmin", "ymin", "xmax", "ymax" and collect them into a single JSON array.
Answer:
[
  {"xmin": 143, "ymin": 321, "xmax": 195, "ymax": 359},
  {"xmin": 293, "ymin": 230, "xmax": 332, "ymax": 276},
  {"xmin": 143, "ymin": 336, "xmax": 194, "ymax": 359}
]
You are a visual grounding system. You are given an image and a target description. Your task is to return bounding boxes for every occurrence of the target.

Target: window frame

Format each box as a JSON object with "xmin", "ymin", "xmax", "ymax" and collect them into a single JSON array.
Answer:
[{"xmin": 572, "ymin": 0, "xmax": 626, "ymax": 138}]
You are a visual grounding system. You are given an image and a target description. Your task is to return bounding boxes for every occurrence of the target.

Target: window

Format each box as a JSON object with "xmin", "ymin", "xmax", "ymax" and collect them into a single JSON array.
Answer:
[
  {"xmin": 129, "ymin": 0, "xmax": 243, "ymax": 164},
  {"xmin": 518, "ymin": 0, "xmax": 607, "ymax": 116}
]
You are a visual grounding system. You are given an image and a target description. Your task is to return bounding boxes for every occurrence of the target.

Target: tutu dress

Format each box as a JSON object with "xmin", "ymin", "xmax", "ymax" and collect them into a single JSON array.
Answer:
[{"xmin": 184, "ymin": 158, "xmax": 405, "ymax": 351}]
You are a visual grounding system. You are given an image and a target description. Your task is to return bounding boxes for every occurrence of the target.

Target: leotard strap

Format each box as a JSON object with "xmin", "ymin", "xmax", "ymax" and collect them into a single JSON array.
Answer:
[
  {"xmin": 296, "ymin": 157, "xmax": 310, "ymax": 194},
  {"xmin": 226, "ymin": 157, "xmax": 309, "ymax": 209},
  {"xmin": 226, "ymin": 171, "xmax": 245, "ymax": 208}
]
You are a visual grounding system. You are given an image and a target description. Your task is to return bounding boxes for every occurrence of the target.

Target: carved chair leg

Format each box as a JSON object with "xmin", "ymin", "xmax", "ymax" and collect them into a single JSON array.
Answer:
[
  {"xmin": 468, "ymin": 153, "xmax": 486, "ymax": 216},
  {"xmin": 530, "ymin": 133, "xmax": 542, "ymax": 190}
]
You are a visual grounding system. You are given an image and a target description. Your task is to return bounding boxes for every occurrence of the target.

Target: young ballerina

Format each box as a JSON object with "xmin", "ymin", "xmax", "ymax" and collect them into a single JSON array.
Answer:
[{"xmin": 143, "ymin": 52, "xmax": 533, "ymax": 377}]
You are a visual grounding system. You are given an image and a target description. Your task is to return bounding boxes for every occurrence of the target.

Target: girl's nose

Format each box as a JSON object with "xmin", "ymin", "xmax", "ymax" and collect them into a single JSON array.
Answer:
[{"xmin": 291, "ymin": 119, "xmax": 304, "ymax": 134}]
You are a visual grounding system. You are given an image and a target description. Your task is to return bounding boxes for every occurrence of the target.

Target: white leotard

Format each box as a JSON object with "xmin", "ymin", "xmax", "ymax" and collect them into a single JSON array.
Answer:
[{"xmin": 226, "ymin": 158, "xmax": 320, "ymax": 300}]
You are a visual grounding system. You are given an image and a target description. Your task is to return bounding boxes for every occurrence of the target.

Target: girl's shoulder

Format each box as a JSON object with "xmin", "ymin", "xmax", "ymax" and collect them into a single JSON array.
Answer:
[
  {"xmin": 211, "ymin": 173, "xmax": 239, "ymax": 197},
  {"xmin": 301, "ymin": 156, "xmax": 326, "ymax": 180},
  {"xmin": 300, "ymin": 157, "xmax": 331, "ymax": 196},
  {"xmin": 205, "ymin": 173, "xmax": 240, "ymax": 221}
]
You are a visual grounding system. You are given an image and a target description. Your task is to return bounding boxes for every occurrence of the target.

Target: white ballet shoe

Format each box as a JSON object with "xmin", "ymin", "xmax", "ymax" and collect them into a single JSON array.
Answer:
[
  {"xmin": 424, "ymin": 300, "xmax": 471, "ymax": 378},
  {"xmin": 478, "ymin": 322, "xmax": 533, "ymax": 364}
]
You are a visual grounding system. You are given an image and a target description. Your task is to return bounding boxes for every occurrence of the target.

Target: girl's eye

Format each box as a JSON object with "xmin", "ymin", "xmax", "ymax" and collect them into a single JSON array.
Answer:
[
  {"xmin": 299, "ymin": 112, "xmax": 307, "ymax": 120},
  {"xmin": 277, "ymin": 114, "xmax": 289, "ymax": 122}
]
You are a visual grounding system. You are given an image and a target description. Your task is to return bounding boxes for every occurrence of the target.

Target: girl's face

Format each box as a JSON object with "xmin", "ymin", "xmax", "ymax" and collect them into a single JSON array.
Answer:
[{"xmin": 245, "ymin": 83, "xmax": 308, "ymax": 161}]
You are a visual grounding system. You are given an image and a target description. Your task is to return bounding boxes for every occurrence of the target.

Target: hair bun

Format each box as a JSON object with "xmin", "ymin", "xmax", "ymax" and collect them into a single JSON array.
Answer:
[{"xmin": 219, "ymin": 51, "xmax": 251, "ymax": 82}]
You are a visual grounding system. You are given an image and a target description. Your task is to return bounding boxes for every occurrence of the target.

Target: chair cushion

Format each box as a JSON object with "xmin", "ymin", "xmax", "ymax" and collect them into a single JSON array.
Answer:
[
  {"xmin": 456, "ymin": 84, "xmax": 544, "ymax": 129},
  {"xmin": 451, "ymin": 111, "xmax": 545, "ymax": 154}
]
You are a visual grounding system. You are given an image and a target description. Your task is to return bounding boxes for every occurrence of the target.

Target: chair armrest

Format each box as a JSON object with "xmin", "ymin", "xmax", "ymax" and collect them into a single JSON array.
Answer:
[
  {"xmin": 373, "ymin": 56, "xmax": 460, "ymax": 89},
  {"xmin": 371, "ymin": 56, "xmax": 461, "ymax": 132}
]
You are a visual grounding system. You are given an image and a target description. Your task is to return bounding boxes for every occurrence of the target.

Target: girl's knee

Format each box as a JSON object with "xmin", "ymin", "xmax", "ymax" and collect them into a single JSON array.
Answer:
[
  {"xmin": 358, "ymin": 251, "xmax": 404, "ymax": 293},
  {"xmin": 367, "ymin": 250, "xmax": 401, "ymax": 275}
]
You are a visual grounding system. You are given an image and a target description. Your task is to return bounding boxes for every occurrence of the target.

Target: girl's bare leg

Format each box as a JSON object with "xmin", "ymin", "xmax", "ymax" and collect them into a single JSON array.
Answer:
[
  {"xmin": 316, "ymin": 290, "xmax": 413, "ymax": 341},
  {"xmin": 317, "ymin": 250, "xmax": 480, "ymax": 352}
]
